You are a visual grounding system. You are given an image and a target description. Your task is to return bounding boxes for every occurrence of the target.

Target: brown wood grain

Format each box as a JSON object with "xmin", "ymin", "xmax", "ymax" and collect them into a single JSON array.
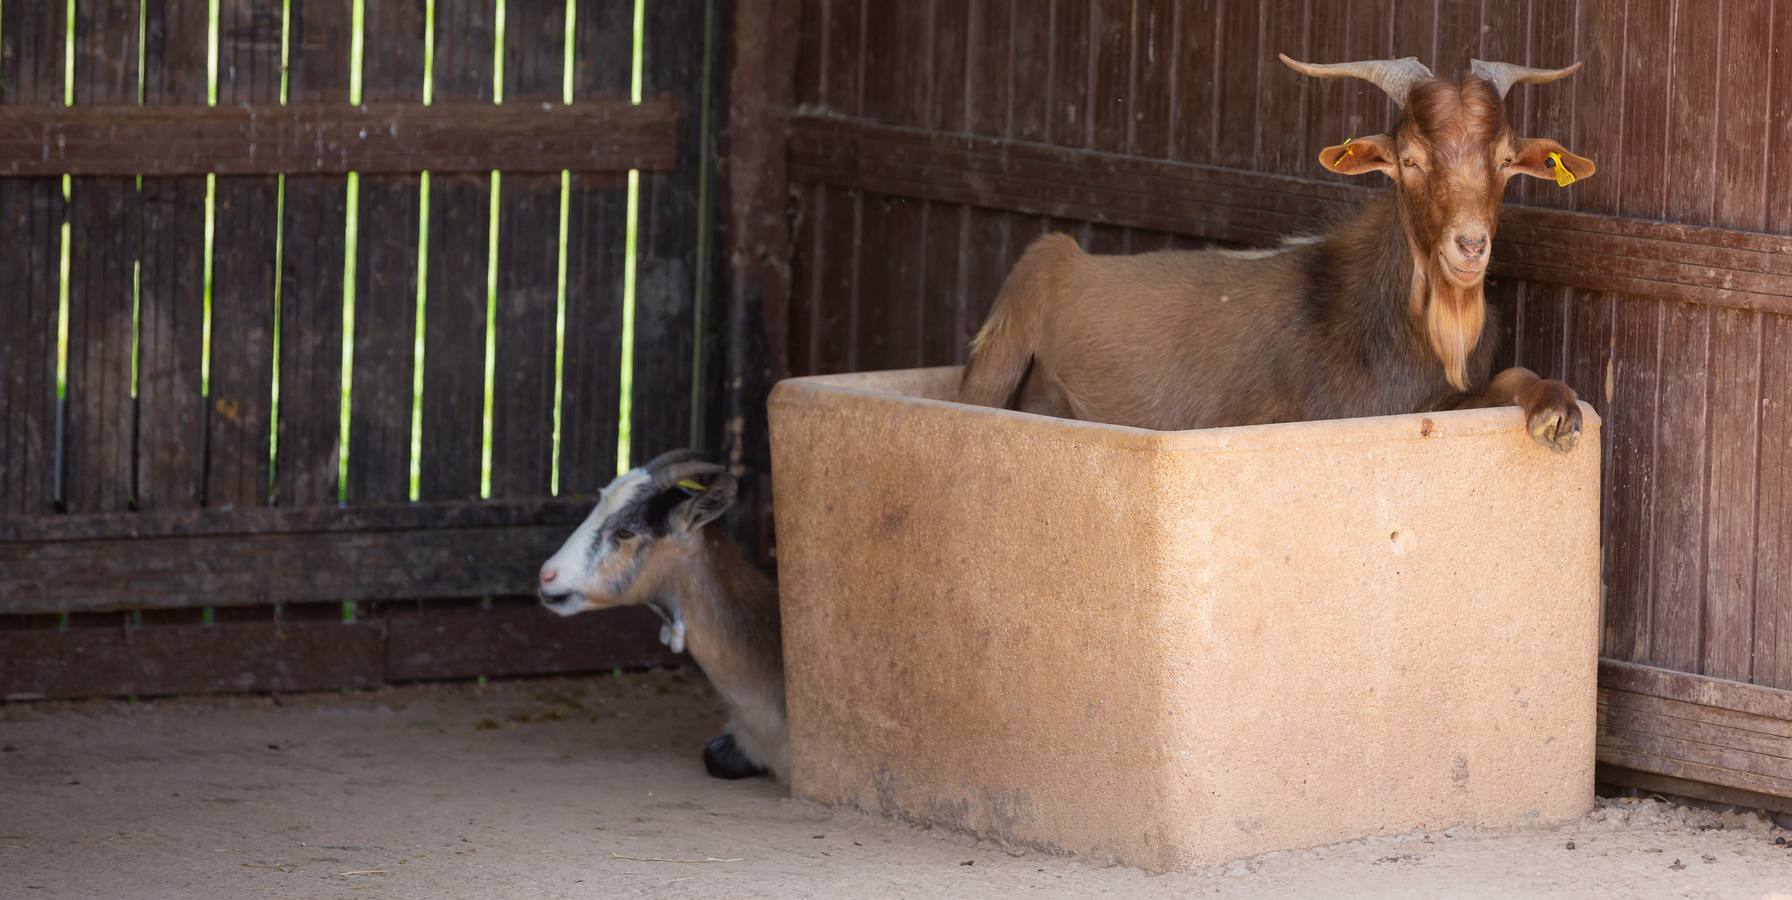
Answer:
[
  {"xmin": 1701, "ymin": 2, "xmax": 1773, "ymax": 684},
  {"xmin": 1755, "ymin": 318, "xmax": 1792, "ymax": 690},
  {"xmin": 0, "ymin": 101, "xmax": 676, "ymax": 176},
  {"xmin": 346, "ymin": 0, "xmax": 426, "ymax": 505},
  {"xmin": 206, "ymin": 0, "xmax": 284, "ymax": 511},
  {"xmin": 1596, "ymin": 660, "xmax": 1792, "ymax": 801},
  {"xmin": 385, "ymin": 602, "xmax": 677, "ymax": 682},
  {"xmin": 135, "ymin": 0, "xmax": 210, "ymax": 512},
  {"xmin": 628, "ymin": 0, "xmax": 720, "ymax": 460},
  {"xmin": 487, "ymin": 0, "xmax": 569, "ymax": 501},
  {"xmin": 0, "ymin": 2, "xmax": 67, "ymax": 517},
  {"xmin": 785, "ymin": 114, "xmax": 1792, "ymax": 317},
  {"xmin": 0, "ymin": 519, "xmax": 585, "ymax": 615},
  {"xmin": 554, "ymin": 0, "xmax": 635, "ymax": 496},
  {"xmin": 0, "ymin": 617, "xmax": 387, "ymax": 699},
  {"xmin": 63, "ymin": 0, "xmax": 140, "ymax": 515},
  {"xmin": 418, "ymin": 0, "xmax": 496, "ymax": 502}
]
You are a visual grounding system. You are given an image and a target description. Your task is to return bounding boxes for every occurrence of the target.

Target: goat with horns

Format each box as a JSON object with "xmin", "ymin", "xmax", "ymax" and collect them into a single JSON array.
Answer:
[{"xmin": 959, "ymin": 55, "xmax": 1595, "ymax": 451}]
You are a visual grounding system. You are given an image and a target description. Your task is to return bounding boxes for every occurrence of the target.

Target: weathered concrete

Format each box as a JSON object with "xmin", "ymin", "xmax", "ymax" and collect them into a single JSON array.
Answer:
[{"xmin": 769, "ymin": 366, "xmax": 1604, "ymax": 871}]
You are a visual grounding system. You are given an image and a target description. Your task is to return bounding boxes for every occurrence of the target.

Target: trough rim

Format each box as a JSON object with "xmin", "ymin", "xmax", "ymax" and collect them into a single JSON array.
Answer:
[{"xmin": 771, "ymin": 366, "xmax": 1602, "ymax": 457}]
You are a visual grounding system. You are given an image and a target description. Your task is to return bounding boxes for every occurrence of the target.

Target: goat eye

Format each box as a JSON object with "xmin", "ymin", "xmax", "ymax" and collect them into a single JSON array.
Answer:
[
  {"xmin": 613, "ymin": 529, "xmax": 636, "ymax": 542},
  {"xmin": 1401, "ymin": 158, "xmax": 1421, "ymax": 171}
]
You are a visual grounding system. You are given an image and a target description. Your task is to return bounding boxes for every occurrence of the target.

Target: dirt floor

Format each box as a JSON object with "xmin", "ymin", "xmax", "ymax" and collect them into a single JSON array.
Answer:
[{"xmin": 4, "ymin": 671, "xmax": 1792, "ymax": 899}]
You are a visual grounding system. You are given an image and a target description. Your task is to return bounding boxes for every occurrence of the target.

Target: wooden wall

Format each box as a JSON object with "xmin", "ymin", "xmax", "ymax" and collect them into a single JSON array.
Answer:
[
  {"xmin": 748, "ymin": 0, "xmax": 1792, "ymax": 809},
  {"xmin": 0, "ymin": 0, "xmax": 723, "ymax": 698}
]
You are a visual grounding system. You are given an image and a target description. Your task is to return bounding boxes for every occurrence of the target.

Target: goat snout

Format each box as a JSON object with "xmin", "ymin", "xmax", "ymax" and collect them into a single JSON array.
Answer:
[
  {"xmin": 1454, "ymin": 232, "xmax": 1488, "ymax": 259},
  {"xmin": 539, "ymin": 566, "xmax": 560, "ymax": 586}
]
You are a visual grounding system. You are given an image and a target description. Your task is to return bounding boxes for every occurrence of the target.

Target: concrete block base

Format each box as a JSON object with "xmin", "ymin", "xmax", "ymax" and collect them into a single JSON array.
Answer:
[{"xmin": 769, "ymin": 367, "xmax": 1603, "ymax": 871}]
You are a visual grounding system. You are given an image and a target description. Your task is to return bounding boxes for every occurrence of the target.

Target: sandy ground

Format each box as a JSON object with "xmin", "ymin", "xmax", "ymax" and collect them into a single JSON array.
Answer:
[{"xmin": 4, "ymin": 671, "xmax": 1792, "ymax": 899}]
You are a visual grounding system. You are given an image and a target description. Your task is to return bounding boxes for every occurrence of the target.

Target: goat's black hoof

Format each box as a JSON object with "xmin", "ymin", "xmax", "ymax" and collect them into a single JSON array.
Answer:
[{"xmin": 703, "ymin": 733, "xmax": 768, "ymax": 780}]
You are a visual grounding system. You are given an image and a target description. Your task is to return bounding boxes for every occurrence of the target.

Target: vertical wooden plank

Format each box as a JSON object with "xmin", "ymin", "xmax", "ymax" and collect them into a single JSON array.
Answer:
[
  {"xmin": 556, "ymin": 0, "xmax": 632, "ymax": 494},
  {"xmin": 1507, "ymin": 0, "xmax": 1578, "ymax": 388},
  {"xmin": 957, "ymin": 0, "xmax": 1016, "ymax": 356},
  {"xmin": 1085, "ymin": 0, "xmax": 1131, "ymax": 253},
  {"xmin": 1605, "ymin": 295, "xmax": 1661, "ymax": 663},
  {"xmin": 1256, "ymin": 0, "xmax": 1307, "ymax": 178},
  {"xmin": 919, "ymin": 0, "xmax": 968, "ymax": 367},
  {"xmin": 1599, "ymin": 0, "xmax": 1673, "ymax": 663},
  {"xmin": 1210, "ymin": 0, "xmax": 1261, "ymax": 169},
  {"xmin": 630, "ymin": 0, "xmax": 718, "ymax": 457},
  {"xmin": 1389, "ymin": 0, "xmax": 1436, "ymax": 96},
  {"xmin": 1757, "ymin": 0, "xmax": 1792, "ymax": 690},
  {"xmin": 1299, "ymin": 0, "xmax": 1348, "ymax": 186},
  {"xmin": 855, "ymin": 0, "xmax": 928, "ymax": 368},
  {"xmin": 1048, "ymin": 0, "xmax": 1092, "ymax": 151},
  {"xmin": 1171, "ymin": 0, "xmax": 1218, "ymax": 165},
  {"xmin": 1754, "ymin": 317, "xmax": 1792, "ymax": 688},
  {"xmin": 488, "ymin": 0, "xmax": 567, "ymax": 499},
  {"xmin": 1642, "ymin": 3, "xmax": 1720, "ymax": 674},
  {"xmin": 1648, "ymin": 299, "xmax": 1710, "ymax": 673},
  {"xmin": 804, "ymin": 0, "xmax": 863, "ymax": 375},
  {"xmin": 347, "ymin": 0, "xmax": 424, "ymax": 504},
  {"xmin": 1701, "ymin": 0, "xmax": 1773, "ymax": 682},
  {"xmin": 136, "ymin": 0, "xmax": 211, "ymax": 511},
  {"xmin": 0, "ymin": 1, "xmax": 65, "ymax": 516},
  {"xmin": 272, "ymin": 0, "xmax": 353, "ymax": 507},
  {"xmin": 64, "ymin": 0, "xmax": 141, "ymax": 514},
  {"xmin": 1130, "ymin": 0, "xmax": 1175, "ymax": 162},
  {"xmin": 1340, "ymin": 0, "xmax": 1393, "ymax": 141},
  {"xmin": 419, "ymin": 0, "xmax": 494, "ymax": 500},
  {"xmin": 1433, "ymin": 0, "xmax": 1479, "ymax": 82},
  {"xmin": 206, "ymin": 0, "xmax": 283, "ymax": 509},
  {"xmin": 1571, "ymin": 0, "xmax": 1627, "ymax": 655}
]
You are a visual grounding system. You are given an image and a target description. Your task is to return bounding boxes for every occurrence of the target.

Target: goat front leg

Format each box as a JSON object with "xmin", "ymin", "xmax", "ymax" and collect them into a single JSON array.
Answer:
[{"xmin": 1442, "ymin": 367, "xmax": 1582, "ymax": 453}]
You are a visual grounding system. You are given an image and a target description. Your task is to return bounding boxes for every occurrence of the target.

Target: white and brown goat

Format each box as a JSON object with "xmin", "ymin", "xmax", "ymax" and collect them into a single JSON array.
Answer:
[
  {"xmin": 960, "ymin": 55, "xmax": 1596, "ymax": 451},
  {"xmin": 538, "ymin": 450, "xmax": 786, "ymax": 782}
]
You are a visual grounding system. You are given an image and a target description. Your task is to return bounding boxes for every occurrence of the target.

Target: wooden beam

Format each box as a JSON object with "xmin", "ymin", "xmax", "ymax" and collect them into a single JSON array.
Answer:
[
  {"xmin": 0, "ymin": 619, "xmax": 387, "ymax": 700},
  {"xmin": 0, "ymin": 500, "xmax": 594, "ymax": 615},
  {"xmin": 385, "ymin": 603, "xmax": 679, "ymax": 682},
  {"xmin": 1597, "ymin": 660, "xmax": 1792, "ymax": 803},
  {"xmin": 0, "ymin": 603, "xmax": 675, "ymax": 700},
  {"xmin": 722, "ymin": 0, "xmax": 803, "ymax": 563},
  {"xmin": 786, "ymin": 114, "xmax": 1792, "ymax": 317},
  {"xmin": 0, "ymin": 99, "xmax": 677, "ymax": 176}
]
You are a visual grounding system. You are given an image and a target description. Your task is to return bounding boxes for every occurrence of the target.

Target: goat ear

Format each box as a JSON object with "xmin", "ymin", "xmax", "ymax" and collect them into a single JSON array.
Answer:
[
  {"xmin": 1511, "ymin": 138, "xmax": 1595, "ymax": 185},
  {"xmin": 1317, "ymin": 134, "xmax": 1397, "ymax": 177},
  {"xmin": 672, "ymin": 473, "xmax": 737, "ymax": 534}
]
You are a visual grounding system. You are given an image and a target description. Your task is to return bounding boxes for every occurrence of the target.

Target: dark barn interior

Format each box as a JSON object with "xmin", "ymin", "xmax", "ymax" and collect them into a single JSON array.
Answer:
[{"xmin": 4, "ymin": 0, "xmax": 1792, "ymax": 894}]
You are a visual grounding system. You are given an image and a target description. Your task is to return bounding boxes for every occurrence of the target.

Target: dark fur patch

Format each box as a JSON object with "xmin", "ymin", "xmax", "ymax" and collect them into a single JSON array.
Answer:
[{"xmin": 702, "ymin": 733, "xmax": 768, "ymax": 780}]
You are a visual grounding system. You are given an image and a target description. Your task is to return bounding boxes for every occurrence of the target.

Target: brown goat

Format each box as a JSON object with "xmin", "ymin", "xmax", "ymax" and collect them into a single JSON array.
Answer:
[{"xmin": 959, "ymin": 55, "xmax": 1595, "ymax": 451}]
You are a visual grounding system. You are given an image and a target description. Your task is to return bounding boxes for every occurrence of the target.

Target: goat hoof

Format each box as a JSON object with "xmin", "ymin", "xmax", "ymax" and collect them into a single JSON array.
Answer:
[
  {"xmin": 703, "ymin": 734, "xmax": 768, "ymax": 780},
  {"xmin": 1524, "ymin": 384, "xmax": 1582, "ymax": 453}
]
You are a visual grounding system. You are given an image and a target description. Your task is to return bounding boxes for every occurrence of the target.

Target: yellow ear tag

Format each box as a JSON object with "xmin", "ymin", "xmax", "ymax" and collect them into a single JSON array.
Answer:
[
  {"xmin": 1336, "ymin": 137, "xmax": 1356, "ymax": 165},
  {"xmin": 675, "ymin": 478, "xmax": 707, "ymax": 493},
  {"xmin": 1546, "ymin": 151, "xmax": 1577, "ymax": 188}
]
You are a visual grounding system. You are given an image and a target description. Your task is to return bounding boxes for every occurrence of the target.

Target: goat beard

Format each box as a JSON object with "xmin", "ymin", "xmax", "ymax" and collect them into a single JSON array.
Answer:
[{"xmin": 1418, "ymin": 263, "xmax": 1486, "ymax": 392}]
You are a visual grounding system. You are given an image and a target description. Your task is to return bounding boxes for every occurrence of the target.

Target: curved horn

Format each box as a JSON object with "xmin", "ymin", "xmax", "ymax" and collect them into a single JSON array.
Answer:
[
  {"xmin": 1279, "ymin": 53, "xmax": 1435, "ymax": 108},
  {"xmin": 1469, "ymin": 58, "xmax": 1582, "ymax": 99},
  {"xmin": 641, "ymin": 448, "xmax": 704, "ymax": 472},
  {"xmin": 652, "ymin": 460, "xmax": 726, "ymax": 490}
]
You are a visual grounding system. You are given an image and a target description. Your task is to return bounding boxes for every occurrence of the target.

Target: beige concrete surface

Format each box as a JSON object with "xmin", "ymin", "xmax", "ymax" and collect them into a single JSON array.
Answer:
[
  {"xmin": 769, "ymin": 366, "xmax": 1604, "ymax": 871},
  {"xmin": 7, "ymin": 673, "xmax": 1791, "ymax": 899}
]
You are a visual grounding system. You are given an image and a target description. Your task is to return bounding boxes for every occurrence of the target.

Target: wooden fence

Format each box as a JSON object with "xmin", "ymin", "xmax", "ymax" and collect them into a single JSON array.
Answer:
[
  {"xmin": 0, "ymin": 0, "xmax": 725, "ymax": 696},
  {"xmin": 726, "ymin": 0, "xmax": 1792, "ymax": 812}
]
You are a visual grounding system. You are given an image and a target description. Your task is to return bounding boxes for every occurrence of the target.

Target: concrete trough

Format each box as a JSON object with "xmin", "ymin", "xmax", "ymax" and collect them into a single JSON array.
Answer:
[{"xmin": 768, "ymin": 366, "xmax": 1603, "ymax": 871}]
